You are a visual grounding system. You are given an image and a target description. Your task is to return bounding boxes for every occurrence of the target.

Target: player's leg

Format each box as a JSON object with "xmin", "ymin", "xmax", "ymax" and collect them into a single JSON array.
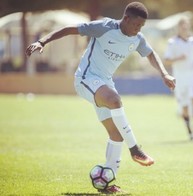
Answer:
[
  {"xmin": 95, "ymin": 85, "xmax": 137, "ymax": 148},
  {"xmin": 176, "ymin": 86, "xmax": 193, "ymax": 140},
  {"xmin": 182, "ymin": 106, "xmax": 193, "ymax": 140},
  {"xmin": 101, "ymin": 118, "xmax": 123, "ymax": 176},
  {"xmin": 191, "ymin": 98, "xmax": 193, "ymax": 140},
  {"xmin": 74, "ymin": 77, "xmax": 152, "ymax": 194},
  {"xmin": 74, "ymin": 78, "xmax": 124, "ymax": 193},
  {"xmin": 75, "ymin": 77, "xmax": 153, "ymax": 165},
  {"xmin": 188, "ymin": 86, "xmax": 193, "ymax": 140},
  {"xmin": 105, "ymin": 139, "xmax": 122, "ymax": 175},
  {"xmin": 95, "ymin": 85, "xmax": 154, "ymax": 166}
]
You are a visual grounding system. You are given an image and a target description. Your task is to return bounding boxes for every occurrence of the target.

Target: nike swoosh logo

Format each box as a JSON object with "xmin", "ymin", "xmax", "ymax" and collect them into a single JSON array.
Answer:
[{"xmin": 108, "ymin": 41, "xmax": 116, "ymax": 44}]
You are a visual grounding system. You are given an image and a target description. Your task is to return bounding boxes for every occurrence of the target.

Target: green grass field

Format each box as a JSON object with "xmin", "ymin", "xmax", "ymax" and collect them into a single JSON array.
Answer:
[{"xmin": 0, "ymin": 94, "xmax": 193, "ymax": 196}]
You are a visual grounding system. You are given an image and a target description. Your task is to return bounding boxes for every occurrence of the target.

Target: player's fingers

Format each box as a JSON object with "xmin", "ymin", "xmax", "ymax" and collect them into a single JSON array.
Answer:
[
  {"xmin": 26, "ymin": 45, "xmax": 35, "ymax": 56},
  {"xmin": 27, "ymin": 45, "xmax": 42, "ymax": 56},
  {"xmin": 39, "ymin": 48, "xmax": 44, "ymax": 53},
  {"xmin": 26, "ymin": 48, "xmax": 31, "ymax": 56},
  {"xmin": 169, "ymin": 81, "xmax": 175, "ymax": 90}
]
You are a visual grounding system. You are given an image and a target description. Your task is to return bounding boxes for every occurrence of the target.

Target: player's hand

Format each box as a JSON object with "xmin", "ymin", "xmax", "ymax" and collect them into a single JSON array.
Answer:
[
  {"xmin": 176, "ymin": 54, "xmax": 186, "ymax": 61},
  {"xmin": 26, "ymin": 42, "xmax": 44, "ymax": 57},
  {"xmin": 162, "ymin": 74, "xmax": 176, "ymax": 91}
]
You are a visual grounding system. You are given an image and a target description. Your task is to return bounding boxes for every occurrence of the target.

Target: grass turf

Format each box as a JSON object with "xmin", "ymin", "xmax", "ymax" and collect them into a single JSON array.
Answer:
[{"xmin": 0, "ymin": 94, "xmax": 193, "ymax": 196}]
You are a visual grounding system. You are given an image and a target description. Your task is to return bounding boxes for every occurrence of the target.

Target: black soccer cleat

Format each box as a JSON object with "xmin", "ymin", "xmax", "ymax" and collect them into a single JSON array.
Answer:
[{"xmin": 130, "ymin": 145, "xmax": 154, "ymax": 166}]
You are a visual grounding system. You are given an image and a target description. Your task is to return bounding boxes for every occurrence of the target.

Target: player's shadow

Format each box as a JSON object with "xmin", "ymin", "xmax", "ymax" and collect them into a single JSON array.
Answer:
[
  {"xmin": 160, "ymin": 140, "xmax": 191, "ymax": 145},
  {"xmin": 61, "ymin": 194, "xmax": 99, "ymax": 196},
  {"xmin": 61, "ymin": 193, "xmax": 99, "ymax": 196},
  {"xmin": 61, "ymin": 193, "xmax": 131, "ymax": 196}
]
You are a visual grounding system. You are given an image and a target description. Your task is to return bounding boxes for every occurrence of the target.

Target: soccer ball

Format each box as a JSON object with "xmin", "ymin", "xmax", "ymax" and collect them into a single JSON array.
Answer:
[{"xmin": 89, "ymin": 165, "xmax": 115, "ymax": 190}]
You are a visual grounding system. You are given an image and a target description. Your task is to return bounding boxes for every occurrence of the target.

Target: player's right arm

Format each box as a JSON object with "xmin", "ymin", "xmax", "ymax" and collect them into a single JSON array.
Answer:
[
  {"xmin": 26, "ymin": 26, "xmax": 79, "ymax": 56},
  {"xmin": 163, "ymin": 37, "xmax": 186, "ymax": 66},
  {"xmin": 164, "ymin": 55, "xmax": 186, "ymax": 66}
]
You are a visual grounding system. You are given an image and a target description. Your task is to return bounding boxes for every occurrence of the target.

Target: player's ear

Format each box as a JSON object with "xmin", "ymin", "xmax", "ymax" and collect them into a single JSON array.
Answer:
[
  {"xmin": 124, "ymin": 15, "xmax": 129, "ymax": 20},
  {"xmin": 123, "ymin": 15, "xmax": 130, "ymax": 23}
]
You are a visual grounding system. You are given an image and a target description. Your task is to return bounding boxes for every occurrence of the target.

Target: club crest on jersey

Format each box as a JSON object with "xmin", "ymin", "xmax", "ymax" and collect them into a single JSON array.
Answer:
[
  {"xmin": 93, "ymin": 79, "xmax": 100, "ymax": 85},
  {"xmin": 128, "ymin": 43, "xmax": 135, "ymax": 51}
]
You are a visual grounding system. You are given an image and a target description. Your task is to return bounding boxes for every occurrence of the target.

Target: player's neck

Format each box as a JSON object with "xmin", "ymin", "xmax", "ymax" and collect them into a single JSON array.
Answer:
[
  {"xmin": 119, "ymin": 21, "xmax": 133, "ymax": 37},
  {"xmin": 119, "ymin": 21, "xmax": 127, "ymax": 36}
]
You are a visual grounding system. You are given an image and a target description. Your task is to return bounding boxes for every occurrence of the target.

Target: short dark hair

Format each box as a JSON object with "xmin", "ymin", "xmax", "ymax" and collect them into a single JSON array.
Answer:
[{"xmin": 124, "ymin": 2, "xmax": 148, "ymax": 19}]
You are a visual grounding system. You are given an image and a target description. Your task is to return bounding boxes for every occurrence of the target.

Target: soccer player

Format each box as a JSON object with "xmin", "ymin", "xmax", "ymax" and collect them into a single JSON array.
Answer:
[
  {"xmin": 26, "ymin": 2, "xmax": 176, "ymax": 193},
  {"xmin": 164, "ymin": 16, "xmax": 193, "ymax": 141}
]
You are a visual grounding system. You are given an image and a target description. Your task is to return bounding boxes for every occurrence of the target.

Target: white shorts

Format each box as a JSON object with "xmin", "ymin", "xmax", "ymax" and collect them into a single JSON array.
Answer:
[
  {"xmin": 174, "ymin": 80, "xmax": 193, "ymax": 116},
  {"xmin": 175, "ymin": 82, "xmax": 193, "ymax": 107},
  {"xmin": 74, "ymin": 75, "xmax": 117, "ymax": 121}
]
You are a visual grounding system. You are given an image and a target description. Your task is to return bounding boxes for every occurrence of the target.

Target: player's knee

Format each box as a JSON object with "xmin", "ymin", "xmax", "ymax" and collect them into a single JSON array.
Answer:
[
  {"xmin": 107, "ymin": 94, "xmax": 122, "ymax": 109},
  {"xmin": 110, "ymin": 134, "xmax": 123, "ymax": 142}
]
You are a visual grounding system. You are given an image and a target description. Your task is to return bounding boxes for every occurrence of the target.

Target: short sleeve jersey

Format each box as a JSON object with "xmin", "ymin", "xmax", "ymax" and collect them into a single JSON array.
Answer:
[
  {"xmin": 164, "ymin": 36, "xmax": 193, "ymax": 79},
  {"xmin": 75, "ymin": 17, "xmax": 153, "ymax": 79}
]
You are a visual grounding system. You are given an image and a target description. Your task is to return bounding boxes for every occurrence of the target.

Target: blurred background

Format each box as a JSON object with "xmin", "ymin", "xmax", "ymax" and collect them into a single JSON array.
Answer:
[{"xmin": 0, "ymin": 0, "xmax": 192, "ymax": 95}]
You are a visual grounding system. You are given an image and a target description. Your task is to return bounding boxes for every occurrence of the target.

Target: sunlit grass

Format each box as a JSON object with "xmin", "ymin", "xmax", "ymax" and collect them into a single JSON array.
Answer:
[{"xmin": 0, "ymin": 94, "xmax": 193, "ymax": 195}]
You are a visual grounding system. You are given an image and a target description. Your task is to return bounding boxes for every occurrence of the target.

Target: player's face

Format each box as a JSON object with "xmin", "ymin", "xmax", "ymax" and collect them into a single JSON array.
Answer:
[
  {"xmin": 178, "ymin": 19, "xmax": 191, "ymax": 37},
  {"xmin": 122, "ymin": 16, "xmax": 146, "ymax": 36}
]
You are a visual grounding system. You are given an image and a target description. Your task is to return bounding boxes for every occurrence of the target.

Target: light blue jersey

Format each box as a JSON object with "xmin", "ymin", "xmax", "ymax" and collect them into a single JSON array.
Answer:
[
  {"xmin": 75, "ymin": 17, "xmax": 153, "ymax": 80},
  {"xmin": 74, "ymin": 17, "xmax": 153, "ymax": 121}
]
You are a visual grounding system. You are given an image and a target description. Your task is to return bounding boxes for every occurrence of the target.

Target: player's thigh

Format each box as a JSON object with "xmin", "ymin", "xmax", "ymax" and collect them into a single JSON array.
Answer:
[
  {"xmin": 175, "ymin": 86, "xmax": 189, "ymax": 108},
  {"xmin": 74, "ymin": 77, "xmax": 117, "ymax": 121},
  {"xmin": 95, "ymin": 85, "xmax": 121, "ymax": 108},
  {"xmin": 75, "ymin": 83, "xmax": 113, "ymax": 121},
  {"xmin": 74, "ymin": 76, "xmax": 105, "ymax": 104}
]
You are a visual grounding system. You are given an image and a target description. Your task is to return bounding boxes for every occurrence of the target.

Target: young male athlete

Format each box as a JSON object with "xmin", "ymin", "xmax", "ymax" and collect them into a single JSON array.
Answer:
[
  {"xmin": 164, "ymin": 16, "xmax": 193, "ymax": 141},
  {"xmin": 26, "ymin": 2, "xmax": 176, "ymax": 193}
]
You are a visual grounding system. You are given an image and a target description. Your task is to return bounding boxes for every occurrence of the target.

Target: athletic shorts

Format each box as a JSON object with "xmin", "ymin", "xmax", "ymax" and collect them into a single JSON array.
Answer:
[
  {"xmin": 74, "ymin": 75, "xmax": 117, "ymax": 121},
  {"xmin": 174, "ymin": 78, "xmax": 193, "ymax": 116},
  {"xmin": 175, "ymin": 81, "xmax": 193, "ymax": 107}
]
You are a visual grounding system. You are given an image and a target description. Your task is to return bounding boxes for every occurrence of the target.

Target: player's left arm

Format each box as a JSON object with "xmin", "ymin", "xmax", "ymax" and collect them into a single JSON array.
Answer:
[
  {"xmin": 26, "ymin": 26, "xmax": 79, "ymax": 56},
  {"xmin": 147, "ymin": 51, "xmax": 176, "ymax": 90}
]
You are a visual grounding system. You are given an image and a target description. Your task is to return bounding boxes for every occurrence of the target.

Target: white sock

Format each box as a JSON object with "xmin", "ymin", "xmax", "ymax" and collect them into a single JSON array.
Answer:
[
  {"xmin": 111, "ymin": 107, "xmax": 137, "ymax": 148},
  {"xmin": 105, "ymin": 139, "xmax": 123, "ymax": 176}
]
